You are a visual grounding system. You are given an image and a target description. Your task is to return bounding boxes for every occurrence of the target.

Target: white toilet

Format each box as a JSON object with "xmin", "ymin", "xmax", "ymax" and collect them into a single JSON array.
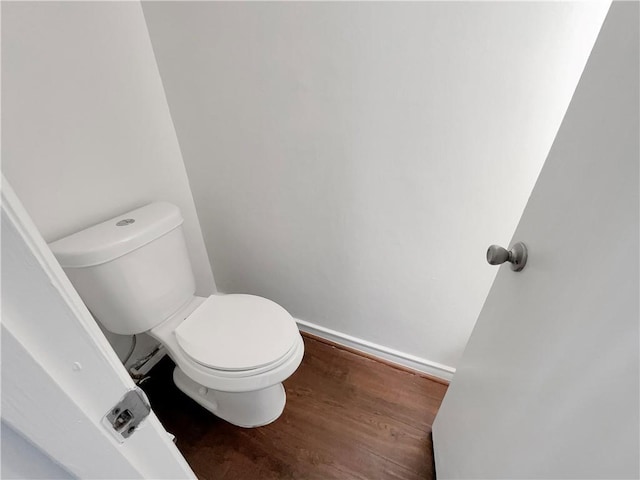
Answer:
[{"xmin": 49, "ymin": 202, "xmax": 304, "ymax": 428}]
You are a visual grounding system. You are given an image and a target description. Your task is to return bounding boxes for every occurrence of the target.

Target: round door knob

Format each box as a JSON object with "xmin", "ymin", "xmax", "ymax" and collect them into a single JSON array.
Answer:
[
  {"xmin": 486, "ymin": 242, "xmax": 528, "ymax": 272},
  {"xmin": 486, "ymin": 245, "xmax": 510, "ymax": 265}
]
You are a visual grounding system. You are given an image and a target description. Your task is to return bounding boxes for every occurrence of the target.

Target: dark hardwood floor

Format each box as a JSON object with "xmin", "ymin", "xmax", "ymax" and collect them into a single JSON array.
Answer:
[{"xmin": 141, "ymin": 334, "xmax": 448, "ymax": 480}]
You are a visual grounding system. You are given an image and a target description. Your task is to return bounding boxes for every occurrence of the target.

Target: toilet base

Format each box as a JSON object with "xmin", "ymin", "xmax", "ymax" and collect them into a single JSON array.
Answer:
[{"xmin": 172, "ymin": 367, "xmax": 286, "ymax": 428}]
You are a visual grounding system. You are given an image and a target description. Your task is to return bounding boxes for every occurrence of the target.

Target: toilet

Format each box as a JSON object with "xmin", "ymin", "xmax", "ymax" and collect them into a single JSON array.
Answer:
[{"xmin": 48, "ymin": 202, "xmax": 304, "ymax": 428}]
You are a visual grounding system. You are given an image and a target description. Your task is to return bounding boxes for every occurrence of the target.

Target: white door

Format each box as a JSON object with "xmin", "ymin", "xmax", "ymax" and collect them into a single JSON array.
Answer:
[
  {"xmin": 433, "ymin": 3, "xmax": 638, "ymax": 479},
  {"xmin": 1, "ymin": 178, "xmax": 196, "ymax": 479}
]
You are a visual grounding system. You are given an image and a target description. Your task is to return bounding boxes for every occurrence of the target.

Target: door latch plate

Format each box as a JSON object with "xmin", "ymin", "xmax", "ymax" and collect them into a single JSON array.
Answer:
[{"xmin": 103, "ymin": 387, "xmax": 150, "ymax": 443}]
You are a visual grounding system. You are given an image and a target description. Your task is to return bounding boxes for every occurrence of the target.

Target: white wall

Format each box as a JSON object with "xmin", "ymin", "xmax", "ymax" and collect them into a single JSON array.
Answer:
[
  {"xmin": 1, "ymin": 422, "xmax": 73, "ymax": 480},
  {"xmin": 433, "ymin": 3, "xmax": 639, "ymax": 477},
  {"xmin": 2, "ymin": 2, "xmax": 215, "ymax": 359},
  {"xmin": 142, "ymin": 2, "xmax": 609, "ymax": 372}
]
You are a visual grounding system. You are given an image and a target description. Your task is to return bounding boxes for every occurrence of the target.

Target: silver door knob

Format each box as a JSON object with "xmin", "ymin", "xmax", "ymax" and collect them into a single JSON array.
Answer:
[{"xmin": 486, "ymin": 242, "xmax": 528, "ymax": 272}]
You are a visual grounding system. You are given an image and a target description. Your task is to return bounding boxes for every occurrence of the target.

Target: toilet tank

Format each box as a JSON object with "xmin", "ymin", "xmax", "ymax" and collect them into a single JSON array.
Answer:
[{"xmin": 49, "ymin": 202, "xmax": 196, "ymax": 335}]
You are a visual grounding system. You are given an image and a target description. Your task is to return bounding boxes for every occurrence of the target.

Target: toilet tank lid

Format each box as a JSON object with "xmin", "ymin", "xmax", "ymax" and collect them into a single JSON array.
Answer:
[{"xmin": 48, "ymin": 202, "xmax": 184, "ymax": 268}]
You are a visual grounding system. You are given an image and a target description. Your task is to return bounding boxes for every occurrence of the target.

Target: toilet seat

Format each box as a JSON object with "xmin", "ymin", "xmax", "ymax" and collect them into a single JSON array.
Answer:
[
  {"xmin": 174, "ymin": 294, "xmax": 300, "ymax": 372},
  {"xmin": 150, "ymin": 294, "xmax": 304, "ymax": 392}
]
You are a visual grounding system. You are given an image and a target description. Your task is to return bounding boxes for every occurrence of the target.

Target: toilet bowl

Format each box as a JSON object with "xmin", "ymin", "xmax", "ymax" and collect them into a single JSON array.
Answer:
[
  {"xmin": 48, "ymin": 201, "xmax": 304, "ymax": 427},
  {"xmin": 149, "ymin": 294, "xmax": 304, "ymax": 427}
]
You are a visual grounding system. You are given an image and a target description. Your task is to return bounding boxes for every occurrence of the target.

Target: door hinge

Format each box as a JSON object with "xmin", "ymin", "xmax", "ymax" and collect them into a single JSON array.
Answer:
[{"xmin": 102, "ymin": 387, "xmax": 151, "ymax": 443}]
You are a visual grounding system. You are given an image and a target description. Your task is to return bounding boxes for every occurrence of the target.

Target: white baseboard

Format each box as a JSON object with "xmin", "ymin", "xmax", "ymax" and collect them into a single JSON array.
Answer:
[{"xmin": 295, "ymin": 318, "xmax": 455, "ymax": 382}]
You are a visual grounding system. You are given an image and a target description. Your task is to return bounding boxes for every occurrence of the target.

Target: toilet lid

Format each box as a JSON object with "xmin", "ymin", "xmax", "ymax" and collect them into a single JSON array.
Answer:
[{"xmin": 174, "ymin": 294, "xmax": 299, "ymax": 371}]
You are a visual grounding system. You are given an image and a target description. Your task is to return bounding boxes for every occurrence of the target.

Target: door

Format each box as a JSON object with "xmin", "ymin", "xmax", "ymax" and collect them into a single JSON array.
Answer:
[
  {"xmin": 1, "ymin": 178, "xmax": 197, "ymax": 479},
  {"xmin": 432, "ymin": 3, "xmax": 639, "ymax": 479}
]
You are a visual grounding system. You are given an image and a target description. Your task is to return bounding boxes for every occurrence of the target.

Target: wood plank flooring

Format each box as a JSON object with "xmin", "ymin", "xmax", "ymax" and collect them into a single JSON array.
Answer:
[{"xmin": 141, "ymin": 334, "xmax": 448, "ymax": 480}]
